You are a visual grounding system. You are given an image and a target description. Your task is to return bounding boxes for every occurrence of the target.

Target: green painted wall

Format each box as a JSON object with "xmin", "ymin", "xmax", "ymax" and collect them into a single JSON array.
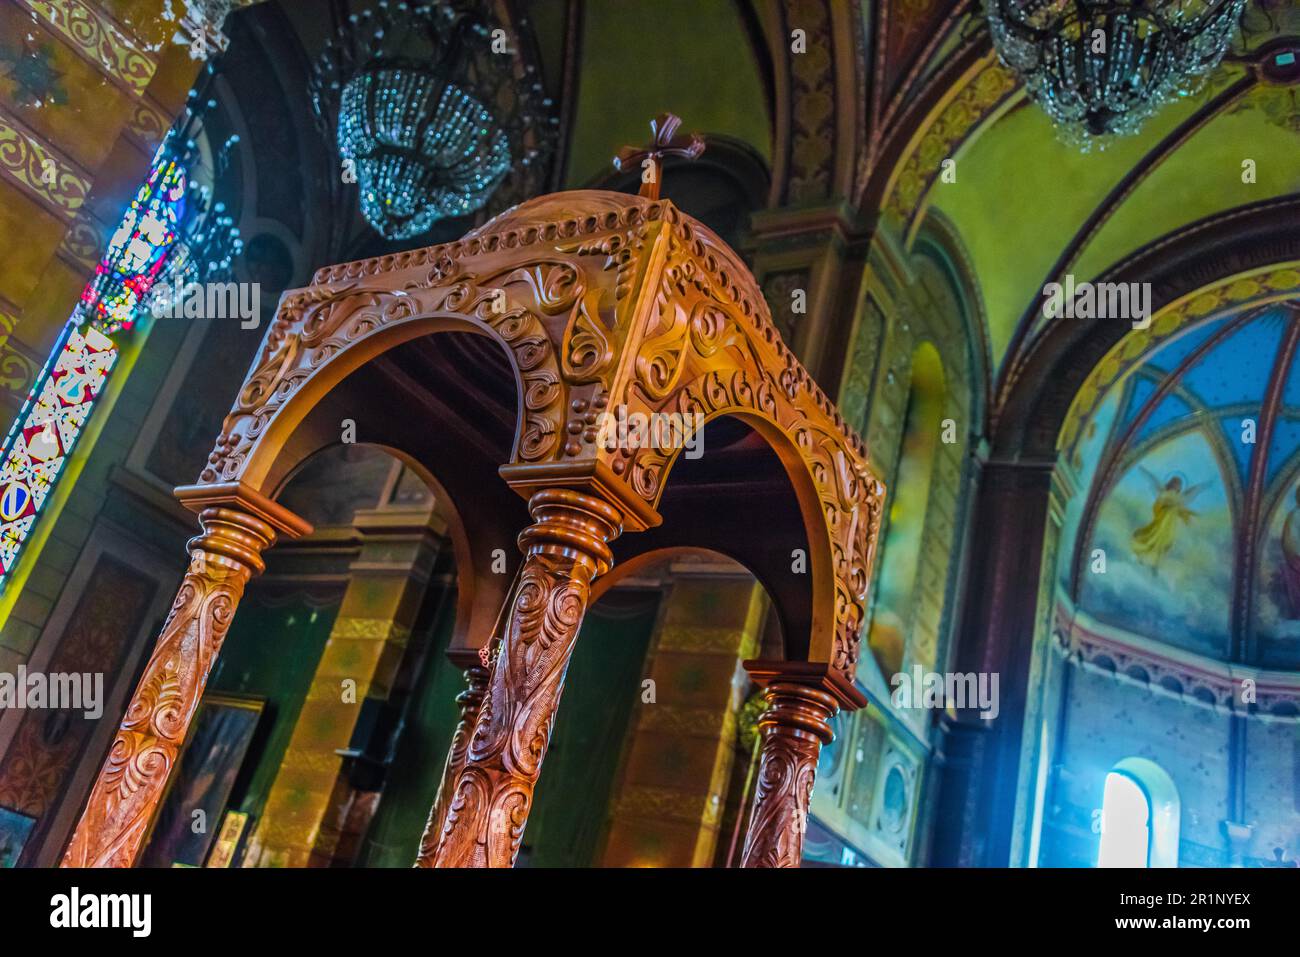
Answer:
[
  {"xmin": 355, "ymin": 585, "xmax": 461, "ymax": 868},
  {"xmin": 207, "ymin": 593, "xmax": 341, "ymax": 823},
  {"xmin": 357, "ymin": 588, "xmax": 661, "ymax": 867},
  {"xmin": 519, "ymin": 591, "xmax": 660, "ymax": 867},
  {"xmin": 1072, "ymin": 103, "xmax": 1300, "ymax": 285},
  {"xmin": 565, "ymin": 0, "xmax": 770, "ymax": 187}
]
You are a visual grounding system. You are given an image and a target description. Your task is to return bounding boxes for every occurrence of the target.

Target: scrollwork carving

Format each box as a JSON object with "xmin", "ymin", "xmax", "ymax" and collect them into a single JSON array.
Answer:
[
  {"xmin": 415, "ymin": 665, "xmax": 491, "ymax": 867},
  {"xmin": 197, "ymin": 188, "xmax": 882, "ymax": 693},
  {"xmin": 740, "ymin": 682, "xmax": 838, "ymax": 868},
  {"xmin": 428, "ymin": 489, "xmax": 621, "ymax": 867},
  {"xmin": 61, "ymin": 508, "xmax": 277, "ymax": 868}
]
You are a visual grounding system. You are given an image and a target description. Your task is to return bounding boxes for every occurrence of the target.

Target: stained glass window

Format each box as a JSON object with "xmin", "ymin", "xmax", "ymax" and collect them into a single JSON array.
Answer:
[
  {"xmin": 0, "ymin": 145, "xmax": 190, "ymax": 588},
  {"xmin": 0, "ymin": 325, "xmax": 117, "ymax": 579},
  {"xmin": 79, "ymin": 151, "xmax": 188, "ymax": 335}
]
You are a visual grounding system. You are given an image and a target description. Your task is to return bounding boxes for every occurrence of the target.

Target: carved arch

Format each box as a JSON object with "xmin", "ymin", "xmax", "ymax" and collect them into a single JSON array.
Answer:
[
  {"xmin": 199, "ymin": 276, "xmax": 577, "ymax": 493},
  {"xmin": 187, "ymin": 190, "xmax": 884, "ymax": 701}
]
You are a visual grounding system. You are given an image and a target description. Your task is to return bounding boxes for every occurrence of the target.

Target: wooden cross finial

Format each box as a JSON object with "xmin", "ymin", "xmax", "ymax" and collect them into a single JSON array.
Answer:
[{"xmin": 613, "ymin": 112, "xmax": 705, "ymax": 201}]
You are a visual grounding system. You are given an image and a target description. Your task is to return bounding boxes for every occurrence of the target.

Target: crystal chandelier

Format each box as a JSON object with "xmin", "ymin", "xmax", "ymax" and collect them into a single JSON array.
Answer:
[
  {"xmin": 311, "ymin": 1, "xmax": 554, "ymax": 240},
  {"xmin": 985, "ymin": 0, "xmax": 1247, "ymax": 148}
]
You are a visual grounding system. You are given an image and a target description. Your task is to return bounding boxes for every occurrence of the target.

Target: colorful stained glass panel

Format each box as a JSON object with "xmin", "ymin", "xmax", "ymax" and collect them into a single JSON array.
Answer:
[{"xmin": 0, "ymin": 326, "xmax": 117, "ymax": 580}]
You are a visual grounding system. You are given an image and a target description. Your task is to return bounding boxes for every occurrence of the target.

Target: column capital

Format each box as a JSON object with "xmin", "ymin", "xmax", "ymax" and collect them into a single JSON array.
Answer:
[
  {"xmin": 175, "ymin": 480, "xmax": 313, "ymax": 539},
  {"xmin": 517, "ymin": 488, "xmax": 623, "ymax": 578},
  {"xmin": 743, "ymin": 659, "xmax": 868, "ymax": 711},
  {"xmin": 739, "ymin": 676, "xmax": 841, "ymax": 868},
  {"xmin": 187, "ymin": 507, "xmax": 279, "ymax": 578},
  {"xmin": 758, "ymin": 681, "xmax": 839, "ymax": 745}
]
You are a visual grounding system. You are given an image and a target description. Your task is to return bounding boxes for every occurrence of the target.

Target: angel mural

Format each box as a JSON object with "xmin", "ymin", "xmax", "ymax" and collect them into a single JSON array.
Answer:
[{"xmin": 1130, "ymin": 469, "xmax": 1209, "ymax": 575}]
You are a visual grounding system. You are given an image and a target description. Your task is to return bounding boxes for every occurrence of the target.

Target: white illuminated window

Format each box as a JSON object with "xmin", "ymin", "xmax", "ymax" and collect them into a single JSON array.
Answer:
[
  {"xmin": 1098, "ymin": 772, "xmax": 1150, "ymax": 867},
  {"xmin": 1097, "ymin": 758, "xmax": 1180, "ymax": 868}
]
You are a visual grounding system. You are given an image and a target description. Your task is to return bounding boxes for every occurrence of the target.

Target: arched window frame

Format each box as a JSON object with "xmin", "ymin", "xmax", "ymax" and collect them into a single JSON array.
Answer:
[{"xmin": 1099, "ymin": 757, "xmax": 1181, "ymax": 868}]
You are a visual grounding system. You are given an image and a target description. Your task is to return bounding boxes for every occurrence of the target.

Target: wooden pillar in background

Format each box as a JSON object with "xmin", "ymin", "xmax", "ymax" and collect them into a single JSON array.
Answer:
[
  {"xmin": 600, "ymin": 566, "xmax": 767, "ymax": 867},
  {"xmin": 429, "ymin": 489, "xmax": 622, "ymax": 867},
  {"xmin": 739, "ymin": 680, "xmax": 838, "ymax": 868},
  {"xmin": 61, "ymin": 499, "xmax": 307, "ymax": 867},
  {"xmin": 414, "ymin": 658, "xmax": 490, "ymax": 866},
  {"xmin": 416, "ymin": 568, "xmax": 522, "ymax": 866}
]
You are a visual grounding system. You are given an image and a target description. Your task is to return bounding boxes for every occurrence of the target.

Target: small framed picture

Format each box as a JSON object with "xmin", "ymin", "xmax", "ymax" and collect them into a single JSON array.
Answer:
[
  {"xmin": 140, "ymin": 694, "xmax": 264, "ymax": 868},
  {"xmin": 0, "ymin": 806, "xmax": 36, "ymax": 868},
  {"xmin": 206, "ymin": 810, "xmax": 250, "ymax": 868}
]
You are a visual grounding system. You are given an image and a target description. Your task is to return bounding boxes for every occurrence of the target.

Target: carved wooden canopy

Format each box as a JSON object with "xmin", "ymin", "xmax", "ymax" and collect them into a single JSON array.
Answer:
[{"xmin": 182, "ymin": 189, "xmax": 884, "ymax": 705}]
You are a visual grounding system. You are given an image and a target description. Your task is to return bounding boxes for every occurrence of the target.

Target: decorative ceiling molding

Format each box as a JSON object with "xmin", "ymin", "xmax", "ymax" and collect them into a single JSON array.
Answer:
[
  {"xmin": 1055, "ymin": 603, "xmax": 1300, "ymax": 721},
  {"xmin": 857, "ymin": 5, "xmax": 996, "ymax": 217},
  {"xmin": 757, "ymin": 0, "xmax": 866, "ymax": 208},
  {"xmin": 1058, "ymin": 264, "xmax": 1300, "ymax": 457},
  {"xmin": 873, "ymin": 0, "xmax": 976, "ymax": 142},
  {"xmin": 878, "ymin": 52, "xmax": 1018, "ymax": 231},
  {"xmin": 55, "ymin": 205, "xmax": 105, "ymax": 271},
  {"xmin": 782, "ymin": 0, "xmax": 838, "ymax": 204},
  {"xmin": 0, "ymin": 107, "xmax": 90, "ymax": 219},
  {"xmin": 19, "ymin": 0, "xmax": 158, "ymax": 97},
  {"xmin": 122, "ymin": 96, "xmax": 174, "ymax": 154}
]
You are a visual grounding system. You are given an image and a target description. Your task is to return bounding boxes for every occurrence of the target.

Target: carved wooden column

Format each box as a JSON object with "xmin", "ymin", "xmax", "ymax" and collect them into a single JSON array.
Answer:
[
  {"xmin": 414, "ymin": 659, "xmax": 491, "ymax": 866},
  {"xmin": 61, "ymin": 507, "xmax": 280, "ymax": 868},
  {"xmin": 739, "ymin": 681, "xmax": 838, "ymax": 868},
  {"xmin": 429, "ymin": 488, "xmax": 622, "ymax": 867},
  {"xmin": 415, "ymin": 573, "xmax": 519, "ymax": 866}
]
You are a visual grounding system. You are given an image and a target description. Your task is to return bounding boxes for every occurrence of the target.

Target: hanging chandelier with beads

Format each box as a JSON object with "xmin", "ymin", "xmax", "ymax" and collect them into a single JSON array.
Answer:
[
  {"xmin": 310, "ymin": 1, "xmax": 555, "ymax": 240},
  {"xmin": 984, "ymin": 0, "xmax": 1247, "ymax": 149}
]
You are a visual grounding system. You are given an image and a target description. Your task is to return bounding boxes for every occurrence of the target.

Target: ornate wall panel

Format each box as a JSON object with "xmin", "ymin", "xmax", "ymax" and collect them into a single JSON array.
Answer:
[{"xmin": 0, "ymin": 554, "xmax": 154, "ymax": 863}]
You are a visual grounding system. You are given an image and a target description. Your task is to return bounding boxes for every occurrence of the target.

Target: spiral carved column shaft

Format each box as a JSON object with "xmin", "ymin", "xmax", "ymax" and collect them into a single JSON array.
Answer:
[
  {"xmin": 61, "ymin": 508, "xmax": 277, "ymax": 868},
  {"xmin": 739, "ymin": 682, "xmax": 838, "ymax": 868},
  {"xmin": 414, "ymin": 663, "xmax": 491, "ymax": 867},
  {"xmin": 430, "ymin": 489, "xmax": 622, "ymax": 868},
  {"xmin": 415, "ymin": 568, "xmax": 523, "ymax": 866}
]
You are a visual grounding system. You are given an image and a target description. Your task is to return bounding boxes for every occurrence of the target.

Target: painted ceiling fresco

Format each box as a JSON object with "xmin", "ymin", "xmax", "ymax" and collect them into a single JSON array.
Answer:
[{"xmin": 1058, "ymin": 307, "xmax": 1300, "ymax": 669}]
